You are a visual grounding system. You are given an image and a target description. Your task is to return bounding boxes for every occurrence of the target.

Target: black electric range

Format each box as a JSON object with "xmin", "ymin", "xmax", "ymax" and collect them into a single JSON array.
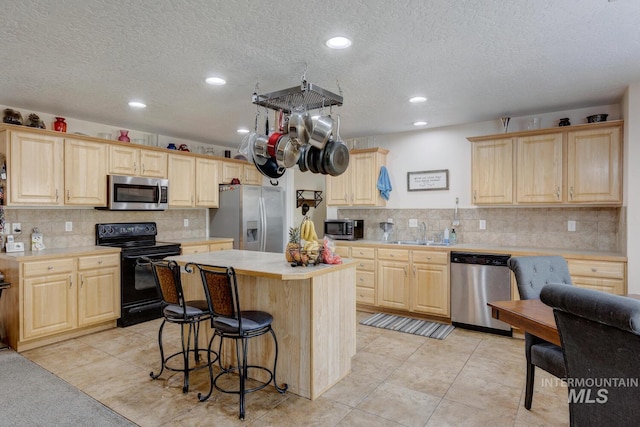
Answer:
[{"xmin": 96, "ymin": 222, "xmax": 181, "ymax": 326}]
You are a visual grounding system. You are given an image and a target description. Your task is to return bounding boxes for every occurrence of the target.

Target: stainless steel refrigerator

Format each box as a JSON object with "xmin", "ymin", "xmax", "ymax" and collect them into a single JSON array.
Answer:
[{"xmin": 209, "ymin": 185, "xmax": 285, "ymax": 253}]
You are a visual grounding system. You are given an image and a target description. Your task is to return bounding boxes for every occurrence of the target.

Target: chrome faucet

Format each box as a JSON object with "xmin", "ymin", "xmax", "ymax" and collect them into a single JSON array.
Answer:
[{"xmin": 419, "ymin": 222, "xmax": 427, "ymax": 243}]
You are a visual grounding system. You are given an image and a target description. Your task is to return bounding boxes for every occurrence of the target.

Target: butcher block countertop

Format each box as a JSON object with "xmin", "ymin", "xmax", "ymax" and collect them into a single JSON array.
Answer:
[
  {"xmin": 168, "ymin": 249, "xmax": 356, "ymax": 280},
  {"xmin": 338, "ymin": 240, "xmax": 626, "ymax": 262}
]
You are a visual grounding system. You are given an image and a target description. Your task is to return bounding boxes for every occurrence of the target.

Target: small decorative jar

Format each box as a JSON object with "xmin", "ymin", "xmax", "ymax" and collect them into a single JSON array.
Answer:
[
  {"xmin": 53, "ymin": 117, "xmax": 67, "ymax": 132},
  {"xmin": 118, "ymin": 130, "xmax": 130, "ymax": 142},
  {"xmin": 559, "ymin": 118, "xmax": 571, "ymax": 127},
  {"xmin": 167, "ymin": 143, "xmax": 177, "ymax": 150}
]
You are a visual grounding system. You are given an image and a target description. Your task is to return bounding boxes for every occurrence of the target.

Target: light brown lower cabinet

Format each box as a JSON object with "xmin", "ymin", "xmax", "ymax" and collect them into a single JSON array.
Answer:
[
  {"xmin": 567, "ymin": 258, "xmax": 626, "ymax": 295},
  {"xmin": 339, "ymin": 244, "xmax": 451, "ymax": 317},
  {"xmin": 1, "ymin": 251, "xmax": 121, "ymax": 351},
  {"xmin": 376, "ymin": 248, "xmax": 410, "ymax": 310},
  {"xmin": 180, "ymin": 241, "xmax": 234, "ymax": 255},
  {"xmin": 351, "ymin": 246, "xmax": 376, "ymax": 305},
  {"xmin": 409, "ymin": 251, "xmax": 450, "ymax": 317}
]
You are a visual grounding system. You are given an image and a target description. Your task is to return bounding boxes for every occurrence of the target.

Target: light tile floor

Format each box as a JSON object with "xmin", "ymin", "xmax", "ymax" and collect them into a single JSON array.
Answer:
[{"xmin": 22, "ymin": 312, "xmax": 569, "ymax": 426}]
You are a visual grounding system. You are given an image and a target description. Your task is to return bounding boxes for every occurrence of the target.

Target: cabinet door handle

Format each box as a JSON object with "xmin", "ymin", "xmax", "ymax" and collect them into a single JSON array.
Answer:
[
  {"xmin": 412, "ymin": 266, "xmax": 416, "ymax": 277},
  {"xmin": 142, "ymin": 163, "xmax": 146, "ymax": 174},
  {"xmin": 404, "ymin": 266, "xmax": 408, "ymax": 276},
  {"xmin": 55, "ymin": 189, "xmax": 59, "ymax": 202},
  {"xmin": 98, "ymin": 260, "xmax": 103, "ymax": 264},
  {"xmin": 556, "ymin": 186, "xmax": 561, "ymax": 200},
  {"xmin": 69, "ymin": 275, "xmax": 73, "ymax": 288},
  {"xmin": 592, "ymin": 268, "xmax": 597, "ymax": 272},
  {"xmin": 67, "ymin": 190, "xmax": 70, "ymax": 200},
  {"xmin": 473, "ymin": 190, "xmax": 477, "ymax": 201},
  {"xmin": 47, "ymin": 266, "xmax": 54, "ymax": 270},
  {"xmin": 569, "ymin": 186, "xmax": 574, "ymax": 200},
  {"xmin": 344, "ymin": 194, "xmax": 348, "ymax": 202},
  {"xmin": 80, "ymin": 274, "xmax": 84, "ymax": 287},
  {"xmin": 134, "ymin": 161, "xmax": 137, "ymax": 173}
]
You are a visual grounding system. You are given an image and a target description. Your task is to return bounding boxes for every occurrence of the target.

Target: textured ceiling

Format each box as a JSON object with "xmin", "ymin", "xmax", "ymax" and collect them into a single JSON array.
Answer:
[{"xmin": 1, "ymin": 0, "xmax": 639, "ymax": 147}]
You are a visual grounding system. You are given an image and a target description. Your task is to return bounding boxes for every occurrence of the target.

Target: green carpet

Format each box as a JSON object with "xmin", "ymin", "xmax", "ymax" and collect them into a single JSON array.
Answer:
[{"xmin": 0, "ymin": 349, "xmax": 136, "ymax": 427}]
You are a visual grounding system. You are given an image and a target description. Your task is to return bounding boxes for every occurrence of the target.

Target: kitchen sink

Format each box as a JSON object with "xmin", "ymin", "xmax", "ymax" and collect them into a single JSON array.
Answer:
[
  {"xmin": 388, "ymin": 240, "xmax": 426, "ymax": 245},
  {"xmin": 387, "ymin": 240, "xmax": 453, "ymax": 246}
]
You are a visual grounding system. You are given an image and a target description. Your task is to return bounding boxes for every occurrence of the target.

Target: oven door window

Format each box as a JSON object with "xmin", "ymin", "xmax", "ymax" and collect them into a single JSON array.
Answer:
[{"xmin": 121, "ymin": 253, "xmax": 178, "ymax": 304}]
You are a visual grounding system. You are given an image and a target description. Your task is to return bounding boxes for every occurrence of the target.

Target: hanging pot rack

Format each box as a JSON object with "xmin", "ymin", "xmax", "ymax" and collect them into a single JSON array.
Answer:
[{"xmin": 252, "ymin": 80, "xmax": 343, "ymax": 114}]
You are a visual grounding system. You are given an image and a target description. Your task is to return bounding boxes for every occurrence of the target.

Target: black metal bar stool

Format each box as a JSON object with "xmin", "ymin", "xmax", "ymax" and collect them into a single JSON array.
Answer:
[
  {"xmin": 144, "ymin": 258, "xmax": 217, "ymax": 393},
  {"xmin": 189, "ymin": 263, "xmax": 287, "ymax": 420}
]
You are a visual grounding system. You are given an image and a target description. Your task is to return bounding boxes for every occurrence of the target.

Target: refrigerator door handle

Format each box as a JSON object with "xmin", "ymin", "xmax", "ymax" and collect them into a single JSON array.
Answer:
[{"xmin": 259, "ymin": 196, "xmax": 266, "ymax": 252}]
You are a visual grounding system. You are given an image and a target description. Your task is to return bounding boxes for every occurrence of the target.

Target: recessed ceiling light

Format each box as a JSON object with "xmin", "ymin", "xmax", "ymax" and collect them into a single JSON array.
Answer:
[
  {"xmin": 205, "ymin": 77, "xmax": 226, "ymax": 85},
  {"xmin": 237, "ymin": 128, "xmax": 250, "ymax": 134},
  {"xmin": 413, "ymin": 121, "xmax": 428, "ymax": 126},
  {"xmin": 409, "ymin": 96, "xmax": 427, "ymax": 103},
  {"xmin": 128, "ymin": 101, "xmax": 146, "ymax": 108},
  {"xmin": 326, "ymin": 36, "xmax": 352, "ymax": 49}
]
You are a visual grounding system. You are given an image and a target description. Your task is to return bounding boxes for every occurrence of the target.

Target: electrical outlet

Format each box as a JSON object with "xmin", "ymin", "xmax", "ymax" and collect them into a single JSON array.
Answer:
[
  {"xmin": 409, "ymin": 219, "xmax": 418, "ymax": 227},
  {"xmin": 65, "ymin": 221, "xmax": 73, "ymax": 232},
  {"xmin": 387, "ymin": 218, "xmax": 394, "ymax": 223},
  {"xmin": 183, "ymin": 219, "xmax": 189, "ymax": 227},
  {"xmin": 12, "ymin": 223, "xmax": 21, "ymax": 233},
  {"xmin": 568, "ymin": 220, "xmax": 576, "ymax": 232},
  {"xmin": 479, "ymin": 219, "xmax": 486, "ymax": 230}
]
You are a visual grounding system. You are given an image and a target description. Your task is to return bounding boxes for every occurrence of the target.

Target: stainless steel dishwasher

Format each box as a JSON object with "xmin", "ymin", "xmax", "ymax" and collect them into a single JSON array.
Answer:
[{"xmin": 450, "ymin": 252, "xmax": 512, "ymax": 336}]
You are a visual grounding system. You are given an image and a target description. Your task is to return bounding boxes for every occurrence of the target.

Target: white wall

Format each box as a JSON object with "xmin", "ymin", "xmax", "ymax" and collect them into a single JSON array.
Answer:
[{"xmin": 623, "ymin": 83, "xmax": 640, "ymax": 293}]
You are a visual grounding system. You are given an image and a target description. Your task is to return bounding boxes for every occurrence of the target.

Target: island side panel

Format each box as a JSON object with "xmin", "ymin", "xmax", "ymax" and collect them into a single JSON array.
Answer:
[
  {"xmin": 235, "ymin": 274, "xmax": 312, "ymax": 399},
  {"xmin": 310, "ymin": 265, "xmax": 356, "ymax": 400}
]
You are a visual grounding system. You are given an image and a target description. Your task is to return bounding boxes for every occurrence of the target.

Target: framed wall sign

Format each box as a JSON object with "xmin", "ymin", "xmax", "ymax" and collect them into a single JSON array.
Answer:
[{"xmin": 407, "ymin": 169, "xmax": 449, "ymax": 191}]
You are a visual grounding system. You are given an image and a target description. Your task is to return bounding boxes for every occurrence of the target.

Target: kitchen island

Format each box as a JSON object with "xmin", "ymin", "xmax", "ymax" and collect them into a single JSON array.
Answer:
[{"xmin": 168, "ymin": 249, "xmax": 357, "ymax": 400}]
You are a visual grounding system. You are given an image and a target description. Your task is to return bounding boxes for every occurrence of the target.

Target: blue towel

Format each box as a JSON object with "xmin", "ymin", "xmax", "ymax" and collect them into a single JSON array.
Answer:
[{"xmin": 377, "ymin": 166, "xmax": 392, "ymax": 201}]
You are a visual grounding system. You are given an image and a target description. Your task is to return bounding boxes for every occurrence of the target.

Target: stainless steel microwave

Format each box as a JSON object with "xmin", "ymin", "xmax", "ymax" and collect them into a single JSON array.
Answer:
[
  {"xmin": 324, "ymin": 219, "xmax": 364, "ymax": 240},
  {"xmin": 102, "ymin": 175, "xmax": 169, "ymax": 211}
]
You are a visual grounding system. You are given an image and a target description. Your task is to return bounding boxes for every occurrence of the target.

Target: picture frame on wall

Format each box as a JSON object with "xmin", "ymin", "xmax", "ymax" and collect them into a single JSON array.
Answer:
[{"xmin": 407, "ymin": 169, "xmax": 449, "ymax": 191}]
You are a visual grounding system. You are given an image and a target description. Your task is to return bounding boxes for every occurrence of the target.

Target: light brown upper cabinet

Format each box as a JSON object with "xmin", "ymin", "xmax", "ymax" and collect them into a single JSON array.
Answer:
[
  {"xmin": 516, "ymin": 133, "xmax": 563, "ymax": 203},
  {"xmin": 64, "ymin": 138, "xmax": 108, "ymax": 206},
  {"xmin": 326, "ymin": 148, "xmax": 389, "ymax": 206},
  {"xmin": 469, "ymin": 121, "xmax": 623, "ymax": 206},
  {"xmin": 3, "ymin": 130, "xmax": 64, "ymax": 205},
  {"xmin": 168, "ymin": 154, "xmax": 196, "ymax": 207},
  {"xmin": 2, "ymin": 130, "xmax": 106, "ymax": 206},
  {"xmin": 108, "ymin": 144, "xmax": 168, "ymax": 178},
  {"xmin": 566, "ymin": 126, "xmax": 622, "ymax": 204},
  {"xmin": 195, "ymin": 157, "xmax": 220, "ymax": 208},
  {"xmin": 471, "ymin": 138, "xmax": 514, "ymax": 204},
  {"xmin": 219, "ymin": 159, "xmax": 262, "ymax": 185}
]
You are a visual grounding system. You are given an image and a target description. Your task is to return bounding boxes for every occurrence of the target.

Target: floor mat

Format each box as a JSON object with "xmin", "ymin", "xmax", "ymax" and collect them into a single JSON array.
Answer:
[{"xmin": 360, "ymin": 313, "xmax": 455, "ymax": 340}]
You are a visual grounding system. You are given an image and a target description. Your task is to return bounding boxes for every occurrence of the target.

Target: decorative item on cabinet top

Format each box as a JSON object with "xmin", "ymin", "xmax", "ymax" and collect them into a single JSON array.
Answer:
[{"xmin": 3, "ymin": 109, "xmax": 23, "ymax": 125}]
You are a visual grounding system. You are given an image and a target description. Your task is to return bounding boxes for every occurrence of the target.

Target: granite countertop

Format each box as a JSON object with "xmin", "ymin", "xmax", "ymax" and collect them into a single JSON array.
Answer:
[
  {"xmin": 168, "ymin": 249, "xmax": 356, "ymax": 280},
  {"xmin": 0, "ymin": 245, "xmax": 121, "ymax": 261},
  {"xmin": 338, "ymin": 240, "xmax": 627, "ymax": 261}
]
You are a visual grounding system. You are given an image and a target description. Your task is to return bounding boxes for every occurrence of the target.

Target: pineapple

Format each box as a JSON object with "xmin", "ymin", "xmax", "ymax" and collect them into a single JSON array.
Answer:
[{"xmin": 286, "ymin": 226, "xmax": 301, "ymax": 262}]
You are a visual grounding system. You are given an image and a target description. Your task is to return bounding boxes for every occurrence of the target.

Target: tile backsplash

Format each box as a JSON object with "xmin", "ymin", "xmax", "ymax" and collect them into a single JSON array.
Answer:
[
  {"xmin": 2, "ymin": 208, "xmax": 207, "ymax": 249},
  {"xmin": 339, "ymin": 207, "xmax": 623, "ymax": 252}
]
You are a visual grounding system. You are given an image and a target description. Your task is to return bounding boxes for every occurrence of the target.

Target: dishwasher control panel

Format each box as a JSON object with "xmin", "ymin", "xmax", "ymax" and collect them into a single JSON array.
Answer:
[{"xmin": 450, "ymin": 252, "xmax": 511, "ymax": 266}]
